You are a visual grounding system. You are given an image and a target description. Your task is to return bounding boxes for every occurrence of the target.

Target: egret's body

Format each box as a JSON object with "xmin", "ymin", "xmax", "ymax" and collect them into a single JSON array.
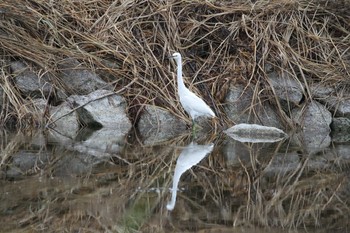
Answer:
[{"xmin": 170, "ymin": 52, "xmax": 215, "ymax": 124}]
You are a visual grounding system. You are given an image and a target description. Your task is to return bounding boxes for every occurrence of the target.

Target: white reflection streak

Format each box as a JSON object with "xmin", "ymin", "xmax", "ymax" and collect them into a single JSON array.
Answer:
[{"xmin": 166, "ymin": 142, "xmax": 214, "ymax": 211}]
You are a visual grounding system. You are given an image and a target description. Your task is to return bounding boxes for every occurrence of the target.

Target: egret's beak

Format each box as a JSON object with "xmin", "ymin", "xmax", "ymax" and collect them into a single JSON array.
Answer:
[{"xmin": 168, "ymin": 55, "xmax": 175, "ymax": 59}]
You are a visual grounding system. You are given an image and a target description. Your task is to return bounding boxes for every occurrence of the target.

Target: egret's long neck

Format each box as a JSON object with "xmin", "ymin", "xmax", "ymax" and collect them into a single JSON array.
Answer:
[{"xmin": 176, "ymin": 58, "xmax": 186, "ymax": 93}]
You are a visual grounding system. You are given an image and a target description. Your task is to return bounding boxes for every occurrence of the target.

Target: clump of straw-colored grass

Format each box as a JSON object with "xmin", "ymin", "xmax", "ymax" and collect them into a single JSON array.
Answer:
[{"xmin": 0, "ymin": 0, "xmax": 349, "ymax": 127}]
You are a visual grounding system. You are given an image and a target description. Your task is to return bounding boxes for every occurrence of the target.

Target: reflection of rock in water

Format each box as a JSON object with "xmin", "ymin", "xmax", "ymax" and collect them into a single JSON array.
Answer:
[
  {"xmin": 224, "ymin": 123, "xmax": 287, "ymax": 143},
  {"xmin": 167, "ymin": 142, "xmax": 214, "ymax": 211}
]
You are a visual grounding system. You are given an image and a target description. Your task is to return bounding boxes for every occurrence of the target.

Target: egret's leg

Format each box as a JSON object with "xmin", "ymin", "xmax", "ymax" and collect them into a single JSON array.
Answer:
[
  {"xmin": 191, "ymin": 120, "xmax": 197, "ymax": 138},
  {"xmin": 190, "ymin": 119, "xmax": 196, "ymax": 137}
]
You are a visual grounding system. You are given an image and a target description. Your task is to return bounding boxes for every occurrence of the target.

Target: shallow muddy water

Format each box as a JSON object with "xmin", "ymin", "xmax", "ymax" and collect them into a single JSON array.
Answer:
[{"xmin": 0, "ymin": 128, "xmax": 349, "ymax": 232}]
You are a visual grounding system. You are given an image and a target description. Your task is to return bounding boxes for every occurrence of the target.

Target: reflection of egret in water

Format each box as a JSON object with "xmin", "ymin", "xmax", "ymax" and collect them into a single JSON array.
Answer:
[{"xmin": 166, "ymin": 142, "xmax": 214, "ymax": 211}]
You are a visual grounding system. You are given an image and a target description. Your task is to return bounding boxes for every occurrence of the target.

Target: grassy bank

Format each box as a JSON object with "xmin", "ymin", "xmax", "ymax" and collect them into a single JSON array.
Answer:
[{"xmin": 0, "ymin": 0, "xmax": 349, "ymax": 127}]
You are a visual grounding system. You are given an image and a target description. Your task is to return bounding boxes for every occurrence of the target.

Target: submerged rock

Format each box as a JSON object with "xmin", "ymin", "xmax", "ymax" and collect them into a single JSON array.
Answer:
[
  {"xmin": 138, "ymin": 105, "xmax": 187, "ymax": 144},
  {"xmin": 264, "ymin": 151, "xmax": 300, "ymax": 175}
]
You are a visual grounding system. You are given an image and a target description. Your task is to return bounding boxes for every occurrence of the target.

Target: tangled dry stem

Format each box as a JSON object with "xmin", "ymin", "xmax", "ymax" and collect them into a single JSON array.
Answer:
[{"xmin": 0, "ymin": 0, "xmax": 349, "ymax": 127}]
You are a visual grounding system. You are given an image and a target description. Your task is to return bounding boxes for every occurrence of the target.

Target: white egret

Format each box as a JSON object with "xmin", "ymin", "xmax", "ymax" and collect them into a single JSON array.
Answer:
[{"xmin": 170, "ymin": 52, "xmax": 215, "ymax": 125}]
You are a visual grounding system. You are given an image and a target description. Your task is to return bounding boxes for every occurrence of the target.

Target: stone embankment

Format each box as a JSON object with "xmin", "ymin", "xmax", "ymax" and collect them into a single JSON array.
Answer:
[{"xmin": 1, "ymin": 58, "xmax": 350, "ymax": 148}]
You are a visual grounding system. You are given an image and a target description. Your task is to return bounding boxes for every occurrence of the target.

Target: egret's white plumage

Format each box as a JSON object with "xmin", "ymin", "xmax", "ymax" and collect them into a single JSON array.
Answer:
[{"xmin": 170, "ymin": 52, "xmax": 215, "ymax": 122}]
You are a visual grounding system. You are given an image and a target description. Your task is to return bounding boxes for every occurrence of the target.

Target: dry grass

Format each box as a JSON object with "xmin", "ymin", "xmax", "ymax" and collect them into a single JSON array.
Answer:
[{"xmin": 0, "ymin": 0, "xmax": 349, "ymax": 127}]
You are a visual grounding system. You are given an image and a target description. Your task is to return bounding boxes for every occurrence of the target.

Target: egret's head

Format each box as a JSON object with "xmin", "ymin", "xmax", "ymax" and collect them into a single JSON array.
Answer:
[
  {"xmin": 172, "ymin": 52, "xmax": 181, "ymax": 59},
  {"xmin": 170, "ymin": 52, "xmax": 182, "ymax": 63}
]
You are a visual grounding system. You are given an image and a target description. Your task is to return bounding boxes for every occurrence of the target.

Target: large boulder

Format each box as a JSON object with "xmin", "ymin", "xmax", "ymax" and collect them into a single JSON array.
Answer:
[
  {"xmin": 49, "ymin": 102, "xmax": 80, "ymax": 138},
  {"xmin": 138, "ymin": 105, "xmax": 187, "ymax": 144},
  {"xmin": 48, "ymin": 90, "xmax": 131, "ymax": 143},
  {"xmin": 224, "ymin": 84, "xmax": 284, "ymax": 128},
  {"xmin": 67, "ymin": 90, "xmax": 131, "ymax": 132}
]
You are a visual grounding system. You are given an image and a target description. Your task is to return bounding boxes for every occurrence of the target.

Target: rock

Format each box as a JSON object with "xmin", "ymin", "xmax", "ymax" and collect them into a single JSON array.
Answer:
[
  {"xmin": 138, "ymin": 105, "xmax": 187, "ymax": 144},
  {"xmin": 292, "ymin": 101, "xmax": 332, "ymax": 133},
  {"xmin": 267, "ymin": 69, "xmax": 304, "ymax": 106},
  {"xmin": 10, "ymin": 61, "xmax": 53, "ymax": 98},
  {"xmin": 67, "ymin": 90, "xmax": 131, "ymax": 132},
  {"xmin": 49, "ymin": 102, "xmax": 80, "ymax": 138},
  {"xmin": 310, "ymin": 84, "xmax": 335, "ymax": 98},
  {"xmin": 30, "ymin": 98, "xmax": 48, "ymax": 126},
  {"xmin": 48, "ymin": 90, "xmax": 131, "ymax": 141},
  {"xmin": 224, "ymin": 84, "xmax": 284, "ymax": 128},
  {"xmin": 224, "ymin": 84, "xmax": 252, "ymax": 123},
  {"xmin": 291, "ymin": 101, "xmax": 332, "ymax": 152},
  {"xmin": 59, "ymin": 58, "xmax": 112, "ymax": 95},
  {"xmin": 331, "ymin": 117, "xmax": 350, "ymax": 133},
  {"xmin": 195, "ymin": 116, "xmax": 216, "ymax": 132},
  {"xmin": 330, "ymin": 117, "xmax": 350, "ymax": 142},
  {"xmin": 292, "ymin": 131, "xmax": 331, "ymax": 154},
  {"xmin": 323, "ymin": 96, "xmax": 350, "ymax": 118},
  {"xmin": 310, "ymin": 85, "xmax": 350, "ymax": 118}
]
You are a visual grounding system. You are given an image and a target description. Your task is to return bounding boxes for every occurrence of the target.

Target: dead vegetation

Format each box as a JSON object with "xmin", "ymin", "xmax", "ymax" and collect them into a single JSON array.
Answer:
[{"xmin": 0, "ymin": 0, "xmax": 349, "ymax": 127}]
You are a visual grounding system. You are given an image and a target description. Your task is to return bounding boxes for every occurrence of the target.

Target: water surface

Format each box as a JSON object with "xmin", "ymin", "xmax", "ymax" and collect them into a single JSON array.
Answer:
[{"xmin": 0, "ymin": 128, "xmax": 349, "ymax": 232}]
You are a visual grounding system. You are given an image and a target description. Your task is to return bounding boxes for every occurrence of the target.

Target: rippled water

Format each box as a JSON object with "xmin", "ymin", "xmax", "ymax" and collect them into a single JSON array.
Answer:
[{"xmin": 0, "ymin": 128, "xmax": 349, "ymax": 232}]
